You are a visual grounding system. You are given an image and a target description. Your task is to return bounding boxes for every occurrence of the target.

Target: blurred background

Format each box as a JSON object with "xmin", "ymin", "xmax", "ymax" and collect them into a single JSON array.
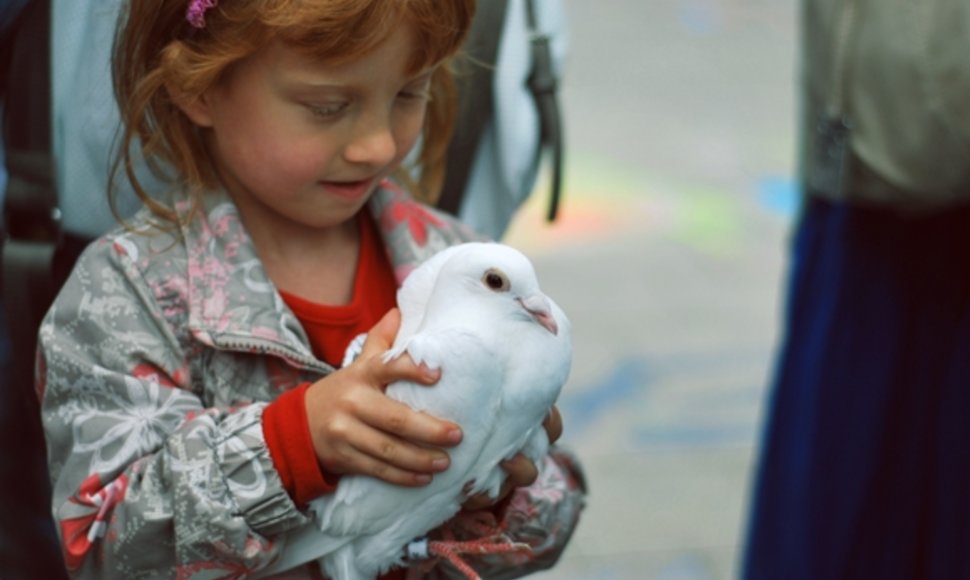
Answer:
[{"xmin": 505, "ymin": 0, "xmax": 798, "ymax": 577}]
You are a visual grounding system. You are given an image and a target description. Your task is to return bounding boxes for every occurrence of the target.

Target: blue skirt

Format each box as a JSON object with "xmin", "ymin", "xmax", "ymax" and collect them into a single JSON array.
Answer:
[{"xmin": 744, "ymin": 197, "xmax": 970, "ymax": 580}]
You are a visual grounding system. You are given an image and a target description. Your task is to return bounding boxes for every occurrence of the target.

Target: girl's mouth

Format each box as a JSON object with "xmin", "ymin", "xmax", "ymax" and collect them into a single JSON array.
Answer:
[{"xmin": 321, "ymin": 178, "xmax": 374, "ymax": 201}]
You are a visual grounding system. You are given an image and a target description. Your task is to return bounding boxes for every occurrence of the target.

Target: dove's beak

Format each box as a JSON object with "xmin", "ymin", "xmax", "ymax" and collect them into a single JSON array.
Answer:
[{"xmin": 519, "ymin": 295, "xmax": 559, "ymax": 336}]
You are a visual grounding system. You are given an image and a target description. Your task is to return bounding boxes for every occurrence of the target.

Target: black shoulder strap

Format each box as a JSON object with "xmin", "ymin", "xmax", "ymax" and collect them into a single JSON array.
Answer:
[
  {"xmin": 525, "ymin": 0, "xmax": 564, "ymax": 222},
  {"xmin": 437, "ymin": 0, "xmax": 509, "ymax": 216},
  {"xmin": 2, "ymin": 0, "xmax": 59, "ymax": 398}
]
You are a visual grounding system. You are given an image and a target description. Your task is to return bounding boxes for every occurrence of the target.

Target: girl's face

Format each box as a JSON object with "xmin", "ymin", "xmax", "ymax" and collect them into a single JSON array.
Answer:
[{"xmin": 184, "ymin": 25, "xmax": 431, "ymax": 233}]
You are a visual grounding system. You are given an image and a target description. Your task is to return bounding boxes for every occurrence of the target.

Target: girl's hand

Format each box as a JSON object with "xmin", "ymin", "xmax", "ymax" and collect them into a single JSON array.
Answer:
[
  {"xmin": 305, "ymin": 308, "xmax": 463, "ymax": 487},
  {"xmin": 462, "ymin": 405, "xmax": 563, "ymax": 511}
]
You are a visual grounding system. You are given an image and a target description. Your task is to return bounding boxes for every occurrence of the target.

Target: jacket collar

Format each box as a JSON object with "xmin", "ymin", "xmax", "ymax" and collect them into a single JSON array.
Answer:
[{"xmin": 176, "ymin": 183, "xmax": 481, "ymax": 366}]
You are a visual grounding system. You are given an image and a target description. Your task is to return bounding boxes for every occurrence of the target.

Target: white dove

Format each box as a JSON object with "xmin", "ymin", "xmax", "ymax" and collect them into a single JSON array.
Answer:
[{"xmin": 257, "ymin": 241, "xmax": 572, "ymax": 579}]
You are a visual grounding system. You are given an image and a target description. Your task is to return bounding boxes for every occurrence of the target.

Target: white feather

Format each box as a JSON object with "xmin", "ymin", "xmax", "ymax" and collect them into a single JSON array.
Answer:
[{"xmin": 256, "ymin": 242, "xmax": 572, "ymax": 579}]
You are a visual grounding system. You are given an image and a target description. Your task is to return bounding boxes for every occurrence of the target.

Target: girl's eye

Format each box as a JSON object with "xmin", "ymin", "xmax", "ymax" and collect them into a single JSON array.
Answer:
[
  {"xmin": 398, "ymin": 88, "xmax": 431, "ymax": 103},
  {"xmin": 307, "ymin": 102, "xmax": 348, "ymax": 119},
  {"xmin": 399, "ymin": 77, "xmax": 432, "ymax": 102},
  {"xmin": 397, "ymin": 91, "xmax": 431, "ymax": 104}
]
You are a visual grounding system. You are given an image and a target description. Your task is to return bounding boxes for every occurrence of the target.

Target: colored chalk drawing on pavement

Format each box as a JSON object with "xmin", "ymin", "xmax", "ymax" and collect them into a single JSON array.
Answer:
[
  {"xmin": 559, "ymin": 352, "xmax": 765, "ymax": 451},
  {"xmin": 504, "ymin": 152, "xmax": 754, "ymax": 257},
  {"xmin": 503, "ymin": 153, "xmax": 647, "ymax": 252},
  {"xmin": 757, "ymin": 175, "xmax": 799, "ymax": 218}
]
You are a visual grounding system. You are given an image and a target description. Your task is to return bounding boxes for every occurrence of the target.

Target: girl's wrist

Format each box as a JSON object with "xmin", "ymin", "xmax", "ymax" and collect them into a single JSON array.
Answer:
[{"xmin": 262, "ymin": 383, "xmax": 338, "ymax": 506}]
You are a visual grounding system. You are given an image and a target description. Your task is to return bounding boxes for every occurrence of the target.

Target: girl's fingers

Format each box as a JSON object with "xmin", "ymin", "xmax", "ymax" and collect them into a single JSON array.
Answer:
[
  {"xmin": 313, "ymin": 309, "xmax": 463, "ymax": 484},
  {"xmin": 338, "ymin": 447, "xmax": 438, "ymax": 487},
  {"xmin": 461, "ymin": 490, "xmax": 497, "ymax": 511},
  {"xmin": 359, "ymin": 308, "xmax": 401, "ymax": 357},
  {"xmin": 356, "ymin": 390, "xmax": 462, "ymax": 448},
  {"xmin": 316, "ymin": 413, "xmax": 449, "ymax": 486},
  {"xmin": 500, "ymin": 453, "xmax": 539, "ymax": 488},
  {"xmin": 350, "ymin": 427, "xmax": 452, "ymax": 477},
  {"xmin": 372, "ymin": 352, "xmax": 441, "ymax": 386},
  {"xmin": 543, "ymin": 405, "xmax": 563, "ymax": 444},
  {"xmin": 358, "ymin": 308, "xmax": 440, "ymax": 387},
  {"xmin": 462, "ymin": 476, "xmax": 515, "ymax": 511}
]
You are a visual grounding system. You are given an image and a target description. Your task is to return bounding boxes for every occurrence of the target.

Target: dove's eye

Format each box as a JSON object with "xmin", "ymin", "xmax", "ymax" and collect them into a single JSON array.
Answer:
[{"xmin": 482, "ymin": 268, "xmax": 510, "ymax": 292}]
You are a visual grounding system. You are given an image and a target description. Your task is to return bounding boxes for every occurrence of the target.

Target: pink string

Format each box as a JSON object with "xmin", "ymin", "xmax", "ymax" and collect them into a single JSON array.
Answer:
[
  {"xmin": 428, "ymin": 536, "xmax": 532, "ymax": 580},
  {"xmin": 416, "ymin": 513, "xmax": 532, "ymax": 580}
]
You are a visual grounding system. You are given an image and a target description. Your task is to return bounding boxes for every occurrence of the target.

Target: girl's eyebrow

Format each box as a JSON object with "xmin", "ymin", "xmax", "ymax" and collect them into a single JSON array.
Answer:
[
  {"xmin": 280, "ymin": 68, "xmax": 434, "ymax": 91},
  {"xmin": 283, "ymin": 79, "xmax": 346, "ymax": 90},
  {"xmin": 274, "ymin": 73, "xmax": 361, "ymax": 96}
]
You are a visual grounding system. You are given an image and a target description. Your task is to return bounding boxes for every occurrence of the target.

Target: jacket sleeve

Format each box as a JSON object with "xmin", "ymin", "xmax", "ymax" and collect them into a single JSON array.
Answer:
[
  {"xmin": 424, "ymin": 446, "xmax": 587, "ymax": 579},
  {"xmin": 38, "ymin": 239, "xmax": 309, "ymax": 578}
]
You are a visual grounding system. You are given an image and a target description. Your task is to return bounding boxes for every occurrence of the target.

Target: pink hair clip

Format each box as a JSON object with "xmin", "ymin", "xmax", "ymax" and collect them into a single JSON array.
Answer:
[{"xmin": 186, "ymin": 0, "xmax": 218, "ymax": 29}]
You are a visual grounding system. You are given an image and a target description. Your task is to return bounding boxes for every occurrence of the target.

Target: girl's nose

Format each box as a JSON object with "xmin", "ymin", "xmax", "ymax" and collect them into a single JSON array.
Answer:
[{"xmin": 343, "ymin": 114, "xmax": 397, "ymax": 168}]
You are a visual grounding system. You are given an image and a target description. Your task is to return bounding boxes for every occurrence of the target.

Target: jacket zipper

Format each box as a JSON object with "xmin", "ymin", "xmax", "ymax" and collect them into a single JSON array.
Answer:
[{"xmin": 214, "ymin": 336, "xmax": 334, "ymax": 374}]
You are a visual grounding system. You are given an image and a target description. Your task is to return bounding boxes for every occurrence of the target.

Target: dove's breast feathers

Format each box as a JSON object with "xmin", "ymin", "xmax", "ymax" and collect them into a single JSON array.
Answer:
[{"xmin": 388, "ymin": 329, "xmax": 503, "ymax": 414}]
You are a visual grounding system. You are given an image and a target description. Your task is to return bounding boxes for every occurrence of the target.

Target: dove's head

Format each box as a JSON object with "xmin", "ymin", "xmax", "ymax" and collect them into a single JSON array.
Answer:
[{"xmin": 436, "ymin": 242, "xmax": 567, "ymax": 337}]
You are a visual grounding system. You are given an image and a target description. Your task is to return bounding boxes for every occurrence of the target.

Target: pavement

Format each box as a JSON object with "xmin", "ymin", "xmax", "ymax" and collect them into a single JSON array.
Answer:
[{"xmin": 502, "ymin": 0, "xmax": 798, "ymax": 578}]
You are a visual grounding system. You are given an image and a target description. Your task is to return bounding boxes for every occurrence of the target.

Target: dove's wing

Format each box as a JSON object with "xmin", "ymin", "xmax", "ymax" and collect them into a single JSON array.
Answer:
[
  {"xmin": 461, "ymin": 297, "xmax": 572, "ymax": 498},
  {"xmin": 322, "ymin": 329, "xmax": 504, "ymax": 532}
]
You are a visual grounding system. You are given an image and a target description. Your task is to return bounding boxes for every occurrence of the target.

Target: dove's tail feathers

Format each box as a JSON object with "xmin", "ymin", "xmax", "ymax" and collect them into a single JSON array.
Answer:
[
  {"xmin": 321, "ymin": 545, "xmax": 369, "ymax": 580},
  {"xmin": 352, "ymin": 491, "xmax": 466, "ymax": 572},
  {"xmin": 250, "ymin": 523, "xmax": 350, "ymax": 578}
]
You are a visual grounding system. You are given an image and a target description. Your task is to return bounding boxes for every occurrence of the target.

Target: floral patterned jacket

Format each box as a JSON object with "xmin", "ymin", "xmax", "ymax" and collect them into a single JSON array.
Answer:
[{"xmin": 38, "ymin": 184, "xmax": 585, "ymax": 579}]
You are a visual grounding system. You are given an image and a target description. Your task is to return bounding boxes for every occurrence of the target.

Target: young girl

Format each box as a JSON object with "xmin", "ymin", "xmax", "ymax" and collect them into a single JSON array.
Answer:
[{"xmin": 38, "ymin": 0, "xmax": 584, "ymax": 577}]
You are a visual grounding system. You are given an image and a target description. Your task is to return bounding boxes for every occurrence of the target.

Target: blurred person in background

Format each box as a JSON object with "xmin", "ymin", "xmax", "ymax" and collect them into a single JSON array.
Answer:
[
  {"xmin": 744, "ymin": 1, "xmax": 970, "ymax": 579},
  {"xmin": 0, "ymin": 2, "xmax": 68, "ymax": 578}
]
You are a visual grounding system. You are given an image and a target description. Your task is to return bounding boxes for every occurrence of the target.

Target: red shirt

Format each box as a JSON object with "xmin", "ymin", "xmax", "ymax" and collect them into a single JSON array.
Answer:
[
  {"xmin": 278, "ymin": 212, "xmax": 398, "ymax": 369},
  {"xmin": 262, "ymin": 212, "xmax": 398, "ymax": 506}
]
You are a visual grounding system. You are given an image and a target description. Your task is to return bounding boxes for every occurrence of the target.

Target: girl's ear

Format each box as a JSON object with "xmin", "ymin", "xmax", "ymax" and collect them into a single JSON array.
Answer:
[{"xmin": 169, "ymin": 84, "xmax": 215, "ymax": 128}]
